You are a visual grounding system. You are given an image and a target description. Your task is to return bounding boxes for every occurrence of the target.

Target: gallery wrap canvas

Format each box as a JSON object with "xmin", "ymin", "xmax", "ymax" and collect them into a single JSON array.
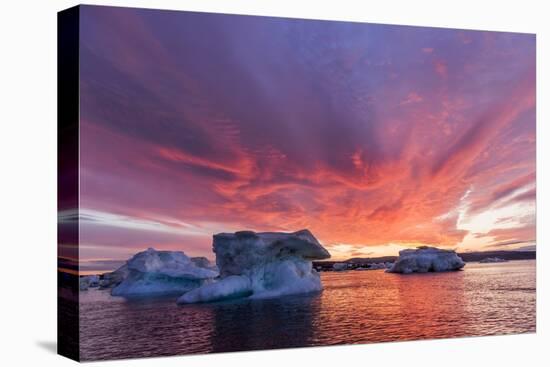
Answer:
[{"xmin": 57, "ymin": 4, "xmax": 536, "ymax": 362}]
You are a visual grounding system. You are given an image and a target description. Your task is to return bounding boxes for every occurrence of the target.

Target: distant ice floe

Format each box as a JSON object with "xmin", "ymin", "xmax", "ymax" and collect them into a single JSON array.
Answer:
[
  {"xmin": 368, "ymin": 262, "xmax": 393, "ymax": 270},
  {"xmin": 354, "ymin": 262, "xmax": 393, "ymax": 270},
  {"xmin": 177, "ymin": 229, "xmax": 331, "ymax": 304},
  {"xmin": 109, "ymin": 248, "xmax": 219, "ymax": 297},
  {"xmin": 387, "ymin": 246, "xmax": 465, "ymax": 274},
  {"xmin": 99, "ymin": 264, "xmax": 129, "ymax": 289},
  {"xmin": 79, "ymin": 275, "xmax": 100, "ymax": 291},
  {"xmin": 332, "ymin": 262, "xmax": 349, "ymax": 271},
  {"xmin": 479, "ymin": 257, "xmax": 508, "ymax": 263}
]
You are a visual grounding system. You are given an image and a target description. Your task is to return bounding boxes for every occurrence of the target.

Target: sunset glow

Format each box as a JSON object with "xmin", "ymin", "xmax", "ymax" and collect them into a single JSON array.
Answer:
[{"xmin": 77, "ymin": 6, "xmax": 535, "ymax": 267}]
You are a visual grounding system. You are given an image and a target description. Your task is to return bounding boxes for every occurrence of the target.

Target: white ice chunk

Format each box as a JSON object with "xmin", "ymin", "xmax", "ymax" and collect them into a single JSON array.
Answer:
[
  {"xmin": 79, "ymin": 275, "xmax": 99, "ymax": 291},
  {"xmin": 177, "ymin": 275, "xmax": 252, "ymax": 303},
  {"xmin": 177, "ymin": 229, "xmax": 330, "ymax": 304},
  {"xmin": 87, "ymin": 275, "xmax": 100, "ymax": 287},
  {"xmin": 99, "ymin": 264, "xmax": 128, "ymax": 289},
  {"xmin": 111, "ymin": 248, "xmax": 218, "ymax": 297},
  {"xmin": 387, "ymin": 246, "xmax": 465, "ymax": 274}
]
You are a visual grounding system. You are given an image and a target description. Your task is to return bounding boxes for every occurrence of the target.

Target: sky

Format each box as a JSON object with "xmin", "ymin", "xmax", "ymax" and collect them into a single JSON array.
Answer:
[{"xmin": 74, "ymin": 5, "xmax": 536, "ymax": 268}]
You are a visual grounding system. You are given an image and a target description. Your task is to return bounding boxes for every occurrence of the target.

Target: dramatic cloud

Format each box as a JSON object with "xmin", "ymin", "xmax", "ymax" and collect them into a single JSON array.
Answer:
[{"xmin": 78, "ymin": 6, "xmax": 536, "ymax": 265}]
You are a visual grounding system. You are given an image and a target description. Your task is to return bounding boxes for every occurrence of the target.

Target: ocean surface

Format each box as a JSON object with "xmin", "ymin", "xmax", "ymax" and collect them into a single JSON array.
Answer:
[{"xmin": 79, "ymin": 260, "xmax": 536, "ymax": 360}]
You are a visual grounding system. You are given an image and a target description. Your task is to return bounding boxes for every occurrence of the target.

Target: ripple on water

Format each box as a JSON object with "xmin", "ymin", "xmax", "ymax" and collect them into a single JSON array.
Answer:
[{"xmin": 79, "ymin": 260, "xmax": 535, "ymax": 360}]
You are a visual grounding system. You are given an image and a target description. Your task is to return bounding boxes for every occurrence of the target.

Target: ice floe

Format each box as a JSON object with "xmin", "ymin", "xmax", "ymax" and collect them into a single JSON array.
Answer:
[
  {"xmin": 178, "ymin": 230, "xmax": 330, "ymax": 304},
  {"xmin": 110, "ymin": 248, "xmax": 218, "ymax": 297},
  {"xmin": 387, "ymin": 246, "xmax": 465, "ymax": 274},
  {"xmin": 79, "ymin": 275, "xmax": 100, "ymax": 291}
]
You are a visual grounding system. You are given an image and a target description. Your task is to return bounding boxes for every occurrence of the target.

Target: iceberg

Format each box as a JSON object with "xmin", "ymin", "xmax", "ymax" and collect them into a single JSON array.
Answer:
[
  {"xmin": 99, "ymin": 264, "xmax": 129, "ymax": 289},
  {"xmin": 177, "ymin": 275, "xmax": 253, "ymax": 303},
  {"xmin": 110, "ymin": 248, "xmax": 219, "ymax": 297},
  {"xmin": 178, "ymin": 229, "xmax": 331, "ymax": 304},
  {"xmin": 387, "ymin": 246, "xmax": 465, "ymax": 274}
]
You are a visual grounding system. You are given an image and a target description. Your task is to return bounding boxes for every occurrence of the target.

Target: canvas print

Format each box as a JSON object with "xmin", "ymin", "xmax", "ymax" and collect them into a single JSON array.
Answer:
[{"xmin": 57, "ymin": 5, "xmax": 536, "ymax": 362}]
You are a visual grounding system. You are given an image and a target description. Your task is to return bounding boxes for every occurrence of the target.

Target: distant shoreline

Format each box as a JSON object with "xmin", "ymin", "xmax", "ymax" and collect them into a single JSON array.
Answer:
[
  {"xmin": 59, "ymin": 250, "xmax": 535, "ymax": 276},
  {"xmin": 61, "ymin": 257, "xmax": 537, "ymax": 277},
  {"xmin": 313, "ymin": 250, "xmax": 536, "ymax": 271}
]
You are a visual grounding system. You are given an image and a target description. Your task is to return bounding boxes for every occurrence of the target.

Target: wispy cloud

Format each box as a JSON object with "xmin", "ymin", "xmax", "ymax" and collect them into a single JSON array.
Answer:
[{"xmin": 78, "ymin": 7, "xmax": 536, "ymax": 260}]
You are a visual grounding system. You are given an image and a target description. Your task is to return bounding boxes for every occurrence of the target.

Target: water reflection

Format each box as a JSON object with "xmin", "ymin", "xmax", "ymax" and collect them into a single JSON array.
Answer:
[
  {"xmin": 309, "ymin": 270, "xmax": 468, "ymax": 344},
  {"xmin": 391, "ymin": 271, "xmax": 467, "ymax": 340},
  {"xmin": 207, "ymin": 294, "xmax": 321, "ymax": 352},
  {"xmin": 78, "ymin": 261, "xmax": 535, "ymax": 361}
]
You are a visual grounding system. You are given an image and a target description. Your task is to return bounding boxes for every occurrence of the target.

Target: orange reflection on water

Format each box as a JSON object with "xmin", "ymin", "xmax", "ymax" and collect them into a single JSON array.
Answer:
[{"xmin": 78, "ymin": 261, "xmax": 535, "ymax": 360}]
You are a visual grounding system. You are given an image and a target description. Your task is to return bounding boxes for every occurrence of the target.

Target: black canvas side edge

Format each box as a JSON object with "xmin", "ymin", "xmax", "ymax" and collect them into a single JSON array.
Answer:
[{"xmin": 57, "ymin": 5, "xmax": 80, "ymax": 362}]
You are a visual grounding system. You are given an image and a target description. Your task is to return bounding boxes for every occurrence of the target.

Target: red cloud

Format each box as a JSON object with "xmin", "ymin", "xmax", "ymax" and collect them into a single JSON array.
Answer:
[
  {"xmin": 481, "ymin": 225, "xmax": 536, "ymax": 244},
  {"xmin": 434, "ymin": 60, "xmax": 448, "ymax": 78},
  {"xmin": 78, "ymin": 11, "xmax": 536, "ymax": 260}
]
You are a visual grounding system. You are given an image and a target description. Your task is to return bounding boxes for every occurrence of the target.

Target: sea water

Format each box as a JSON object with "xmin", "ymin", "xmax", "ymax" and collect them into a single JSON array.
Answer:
[{"xmin": 79, "ymin": 260, "xmax": 535, "ymax": 360}]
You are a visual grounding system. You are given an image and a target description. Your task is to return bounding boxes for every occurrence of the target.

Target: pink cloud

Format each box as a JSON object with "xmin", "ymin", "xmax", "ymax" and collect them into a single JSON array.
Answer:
[
  {"xmin": 434, "ymin": 60, "xmax": 448, "ymax": 78},
  {"xmin": 78, "ymin": 8, "xmax": 536, "ymax": 260},
  {"xmin": 400, "ymin": 92, "xmax": 424, "ymax": 105}
]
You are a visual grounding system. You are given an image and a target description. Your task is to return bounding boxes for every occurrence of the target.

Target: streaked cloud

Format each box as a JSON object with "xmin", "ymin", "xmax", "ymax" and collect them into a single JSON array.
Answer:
[{"xmin": 78, "ymin": 6, "xmax": 536, "ymax": 262}]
